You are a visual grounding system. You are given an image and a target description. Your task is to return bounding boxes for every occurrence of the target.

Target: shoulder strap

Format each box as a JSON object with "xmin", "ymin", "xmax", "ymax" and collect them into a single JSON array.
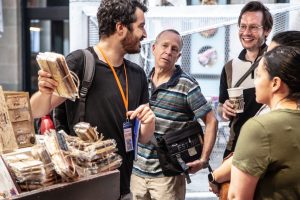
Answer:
[
  {"xmin": 74, "ymin": 49, "xmax": 95, "ymax": 123},
  {"xmin": 234, "ymin": 46, "xmax": 266, "ymax": 88},
  {"xmin": 234, "ymin": 61, "xmax": 258, "ymax": 88}
]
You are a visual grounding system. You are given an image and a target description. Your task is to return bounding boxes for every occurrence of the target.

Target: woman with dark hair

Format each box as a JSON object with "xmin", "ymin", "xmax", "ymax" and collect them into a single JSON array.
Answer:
[
  {"xmin": 228, "ymin": 46, "xmax": 300, "ymax": 199},
  {"xmin": 256, "ymin": 30, "xmax": 300, "ymax": 115},
  {"xmin": 208, "ymin": 31, "xmax": 300, "ymax": 199},
  {"xmin": 268, "ymin": 30, "xmax": 300, "ymax": 50}
]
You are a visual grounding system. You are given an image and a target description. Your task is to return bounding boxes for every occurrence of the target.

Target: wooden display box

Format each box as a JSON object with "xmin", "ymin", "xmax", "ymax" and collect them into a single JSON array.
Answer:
[
  {"xmin": 12, "ymin": 170, "xmax": 120, "ymax": 200},
  {"xmin": 4, "ymin": 92, "xmax": 36, "ymax": 148}
]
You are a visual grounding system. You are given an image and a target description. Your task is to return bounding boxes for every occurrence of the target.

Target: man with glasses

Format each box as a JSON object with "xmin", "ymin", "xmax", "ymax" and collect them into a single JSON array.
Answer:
[{"xmin": 217, "ymin": 1, "xmax": 273, "ymax": 159}]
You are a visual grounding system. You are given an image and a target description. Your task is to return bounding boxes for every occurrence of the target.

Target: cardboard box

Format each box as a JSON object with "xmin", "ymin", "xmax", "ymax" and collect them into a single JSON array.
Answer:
[{"xmin": 13, "ymin": 170, "xmax": 120, "ymax": 200}]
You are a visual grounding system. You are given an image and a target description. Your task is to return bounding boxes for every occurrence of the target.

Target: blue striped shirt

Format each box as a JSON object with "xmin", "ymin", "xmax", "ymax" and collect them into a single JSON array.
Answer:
[{"xmin": 133, "ymin": 65, "xmax": 211, "ymax": 177}]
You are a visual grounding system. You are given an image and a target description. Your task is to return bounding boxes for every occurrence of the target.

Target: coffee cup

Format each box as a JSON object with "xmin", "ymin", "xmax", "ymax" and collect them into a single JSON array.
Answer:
[{"xmin": 227, "ymin": 87, "xmax": 244, "ymax": 113}]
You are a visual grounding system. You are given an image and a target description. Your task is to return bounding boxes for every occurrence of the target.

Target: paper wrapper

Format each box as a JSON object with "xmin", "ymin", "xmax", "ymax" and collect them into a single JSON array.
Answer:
[{"xmin": 36, "ymin": 52, "xmax": 79, "ymax": 101}]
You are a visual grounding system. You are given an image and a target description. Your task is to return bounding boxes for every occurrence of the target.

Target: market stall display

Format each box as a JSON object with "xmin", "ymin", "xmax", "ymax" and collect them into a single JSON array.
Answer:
[{"xmin": 0, "ymin": 83, "xmax": 122, "ymax": 199}]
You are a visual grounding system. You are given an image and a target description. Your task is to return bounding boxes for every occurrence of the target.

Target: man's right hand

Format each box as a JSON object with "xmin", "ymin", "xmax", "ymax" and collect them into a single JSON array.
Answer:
[
  {"xmin": 37, "ymin": 70, "xmax": 58, "ymax": 94},
  {"xmin": 222, "ymin": 100, "xmax": 236, "ymax": 120},
  {"xmin": 31, "ymin": 70, "xmax": 65, "ymax": 118}
]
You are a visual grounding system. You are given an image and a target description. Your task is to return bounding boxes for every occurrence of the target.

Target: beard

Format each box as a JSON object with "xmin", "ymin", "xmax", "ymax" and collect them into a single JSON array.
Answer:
[
  {"xmin": 121, "ymin": 32, "xmax": 144, "ymax": 54},
  {"xmin": 240, "ymin": 34, "xmax": 266, "ymax": 52}
]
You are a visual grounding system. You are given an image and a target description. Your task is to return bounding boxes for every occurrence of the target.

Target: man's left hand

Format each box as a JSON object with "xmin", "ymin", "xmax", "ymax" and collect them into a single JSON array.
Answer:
[{"xmin": 127, "ymin": 104, "xmax": 155, "ymax": 125}]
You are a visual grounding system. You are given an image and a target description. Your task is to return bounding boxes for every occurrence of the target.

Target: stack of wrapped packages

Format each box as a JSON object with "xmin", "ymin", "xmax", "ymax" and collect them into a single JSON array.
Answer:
[
  {"xmin": 2, "ymin": 122, "xmax": 122, "ymax": 193},
  {"xmin": 62, "ymin": 122, "xmax": 122, "ymax": 177},
  {"xmin": 2, "ymin": 146, "xmax": 59, "ymax": 191},
  {"xmin": 36, "ymin": 52, "xmax": 79, "ymax": 101}
]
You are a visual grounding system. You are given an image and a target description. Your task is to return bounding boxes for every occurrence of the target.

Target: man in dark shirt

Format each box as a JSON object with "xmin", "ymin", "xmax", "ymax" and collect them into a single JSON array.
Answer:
[{"xmin": 30, "ymin": 0, "xmax": 155, "ymax": 199}]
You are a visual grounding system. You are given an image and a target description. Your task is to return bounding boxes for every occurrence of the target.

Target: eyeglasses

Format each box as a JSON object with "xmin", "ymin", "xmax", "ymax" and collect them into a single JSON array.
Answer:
[{"xmin": 239, "ymin": 24, "xmax": 263, "ymax": 33}]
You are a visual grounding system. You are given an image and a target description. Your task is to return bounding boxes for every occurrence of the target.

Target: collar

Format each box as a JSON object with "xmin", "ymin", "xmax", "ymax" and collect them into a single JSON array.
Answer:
[
  {"xmin": 238, "ymin": 43, "xmax": 267, "ymax": 62},
  {"xmin": 148, "ymin": 65, "xmax": 183, "ymax": 89}
]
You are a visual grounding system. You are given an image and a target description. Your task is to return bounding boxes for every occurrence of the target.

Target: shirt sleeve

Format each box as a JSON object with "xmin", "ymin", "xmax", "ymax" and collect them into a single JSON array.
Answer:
[
  {"xmin": 187, "ymin": 83, "xmax": 211, "ymax": 119},
  {"xmin": 139, "ymin": 69, "xmax": 149, "ymax": 105},
  {"xmin": 232, "ymin": 118, "xmax": 270, "ymax": 177}
]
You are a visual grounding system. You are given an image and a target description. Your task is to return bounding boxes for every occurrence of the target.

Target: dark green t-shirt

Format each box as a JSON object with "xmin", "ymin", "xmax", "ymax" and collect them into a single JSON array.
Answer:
[{"xmin": 233, "ymin": 109, "xmax": 300, "ymax": 200}]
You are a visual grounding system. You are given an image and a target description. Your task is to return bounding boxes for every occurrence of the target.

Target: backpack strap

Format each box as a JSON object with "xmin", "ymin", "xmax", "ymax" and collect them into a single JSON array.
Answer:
[
  {"xmin": 73, "ymin": 49, "xmax": 95, "ymax": 123},
  {"xmin": 233, "ymin": 45, "xmax": 266, "ymax": 88}
]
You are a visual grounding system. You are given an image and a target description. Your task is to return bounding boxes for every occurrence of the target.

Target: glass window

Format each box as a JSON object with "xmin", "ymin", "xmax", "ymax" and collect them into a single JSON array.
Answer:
[{"xmin": 29, "ymin": 19, "xmax": 69, "ymax": 93}]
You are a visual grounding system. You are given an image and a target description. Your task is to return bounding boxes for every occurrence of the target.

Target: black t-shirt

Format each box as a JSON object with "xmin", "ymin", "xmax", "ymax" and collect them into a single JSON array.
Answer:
[{"xmin": 65, "ymin": 47, "xmax": 149, "ymax": 195}]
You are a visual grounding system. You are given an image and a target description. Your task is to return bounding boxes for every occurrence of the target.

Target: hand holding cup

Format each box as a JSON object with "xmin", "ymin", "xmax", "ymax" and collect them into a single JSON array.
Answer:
[{"xmin": 227, "ymin": 87, "xmax": 244, "ymax": 113}]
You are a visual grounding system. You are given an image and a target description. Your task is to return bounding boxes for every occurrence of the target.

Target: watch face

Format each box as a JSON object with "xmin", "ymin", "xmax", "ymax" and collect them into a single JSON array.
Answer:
[{"xmin": 208, "ymin": 173, "xmax": 214, "ymax": 182}]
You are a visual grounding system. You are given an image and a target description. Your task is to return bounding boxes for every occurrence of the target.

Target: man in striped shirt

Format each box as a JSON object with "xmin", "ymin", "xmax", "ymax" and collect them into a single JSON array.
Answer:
[{"xmin": 131, "ymin": 29, "xmax": 217, "ymax": 200}]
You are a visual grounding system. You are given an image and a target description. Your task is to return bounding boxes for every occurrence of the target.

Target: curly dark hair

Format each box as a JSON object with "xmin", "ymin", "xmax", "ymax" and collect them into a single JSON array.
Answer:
[
  {"xmin": 97, "ymin": 0, "xmax": 148, "ymax": 38},
  {"xmin": 238, "ymin": 1, "xmax": 273, "ymax": 32},
  {"xmin": 263, "ymin": 46, "xmax": 300, "ymax": 100}
]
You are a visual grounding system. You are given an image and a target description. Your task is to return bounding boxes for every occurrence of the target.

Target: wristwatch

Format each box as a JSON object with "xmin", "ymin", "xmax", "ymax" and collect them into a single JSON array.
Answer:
[{"xmin": 208, "ymin": 172, "xmax": 220, "ymax": 185}]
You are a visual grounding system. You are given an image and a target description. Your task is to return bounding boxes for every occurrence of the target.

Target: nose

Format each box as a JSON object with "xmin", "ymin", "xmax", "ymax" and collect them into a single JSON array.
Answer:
[
  {"xmin": 165, "ymin": 46, "xmax": 172, "ymax": 55},
  {"xmin": 143, "ymin": 29, "xmax": 147, "ymax": 39}
]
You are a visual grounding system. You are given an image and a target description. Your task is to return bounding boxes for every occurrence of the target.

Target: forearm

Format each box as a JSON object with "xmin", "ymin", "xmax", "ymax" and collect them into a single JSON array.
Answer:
[
  {"xmin": 30, "ymin": 91, "xmax": 65, "ymax": 118},
  {"xmin": 30, "ymin": 92, "xmax": 53, "ymax": 118},
  {"xmin": 213, "ymin": 156, "xmax": 232, "ymax": 183},
  {"xmin": 201, "ymin": 111, "xmax": 218, "ymax": 161},
  {"xmin": 139, "ymin": 119, "xmax": 155, "ymax": 144}
]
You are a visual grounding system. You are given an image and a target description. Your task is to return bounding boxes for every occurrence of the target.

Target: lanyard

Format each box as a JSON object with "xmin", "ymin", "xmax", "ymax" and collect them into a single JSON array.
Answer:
[{"xmin": 96, "ymin": 46, "xmax": 129, "ymax": 115}]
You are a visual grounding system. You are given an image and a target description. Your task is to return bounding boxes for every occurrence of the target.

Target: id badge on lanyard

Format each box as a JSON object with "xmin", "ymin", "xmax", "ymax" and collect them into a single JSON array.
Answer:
[
  {"xmin": 123, "ymin": 120, "xmax": 133, "ymax": 152},
  {"xmin": 96, "ymin": 46, "xmax": 133, "ymax": 152}
]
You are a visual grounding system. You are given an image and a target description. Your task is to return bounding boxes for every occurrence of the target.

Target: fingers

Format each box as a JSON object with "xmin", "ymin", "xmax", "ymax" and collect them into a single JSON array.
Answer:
[
  {"xmin": 38, "ymin": 69, "xmax": 52, "ymax": 78},
  {"xmin": 222, "ymin": 100, "xmax": 236, "ymax": 119},
  {"xmin": 127, "ymin": 104, "xmax": 155, "ymax": 124},
  {"xmin": 37, "ymin": 70, "xmax": 58, "ymax": 94},
  {"xmin": 208, "ymin": 183, "xmax": 220, "ymax": 196},
  {"xmin": 186, "ymin": 160, "xmax": 202, "ymax": 174}
]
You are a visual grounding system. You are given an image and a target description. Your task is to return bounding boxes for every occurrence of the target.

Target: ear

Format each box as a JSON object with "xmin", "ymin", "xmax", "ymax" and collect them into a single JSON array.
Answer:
[
  {"xmin": 152, "ymin": 43, "xmax": 156, "ymax": 53},
  {"xmin": 175, "ymin": 52, "xmax": 182, "ymax": 62},
  {"xmin": 264, "ymin": 28, "xmax": 272, "ymax": 39},
  {"xmin": 271, "ymin": 77, "xmax": 282, "ymax": 93},
  {"xmin": 116, "ymin": 22, "xmax": 127, "ymax": 38}
]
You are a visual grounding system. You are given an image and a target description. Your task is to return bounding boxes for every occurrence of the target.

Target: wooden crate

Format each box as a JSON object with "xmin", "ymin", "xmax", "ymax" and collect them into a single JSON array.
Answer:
[
  {"xmin": 0, "ymin": 86, "xmax": 18, "ymax": 153},
  {"xmin": 4, "ymin": 92, "xmax": 36, "ymax": 148}
]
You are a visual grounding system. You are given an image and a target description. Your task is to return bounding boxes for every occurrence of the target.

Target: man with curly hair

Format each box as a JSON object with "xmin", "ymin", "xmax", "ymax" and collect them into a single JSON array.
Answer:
[{"xmin": 30, "ymin": 1, "xmax": 155, "ymax": 199}]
